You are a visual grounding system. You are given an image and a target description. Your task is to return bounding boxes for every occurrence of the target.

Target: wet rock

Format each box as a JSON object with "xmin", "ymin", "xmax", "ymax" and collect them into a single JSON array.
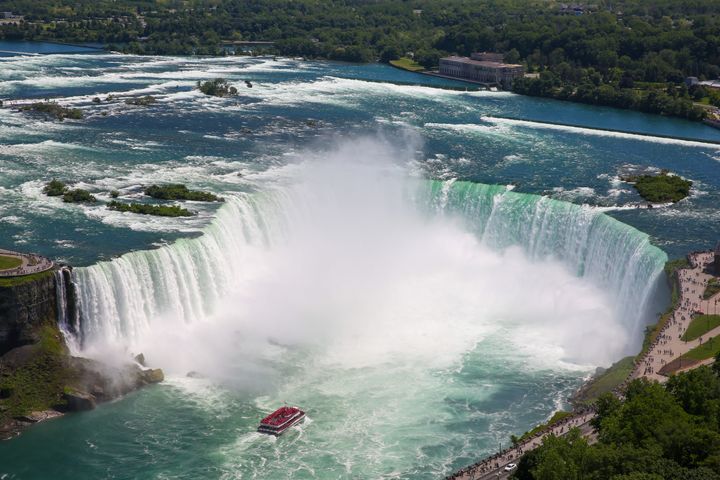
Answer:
[
  {"xmin": 63, "ymin": 390, "xmax": 96, "ymax": 412},
  {"xmin": 141, "ymin": 368, "xmax": 164, "ymax": 384},
  {"xmin": 134, "ymin": 353, "xmax": 146, "ymax": 367}
]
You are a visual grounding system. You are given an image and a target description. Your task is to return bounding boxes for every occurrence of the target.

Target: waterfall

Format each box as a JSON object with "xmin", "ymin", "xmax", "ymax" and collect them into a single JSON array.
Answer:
[
  {"xmin": 55, "ymin": 266, "xmax": 81, "ymax": 352},
  {"xmin": 424, "ymin": 180, "xmax": 668, "ymax": 339},
  {"xmin": 72, "ymin": 179, "xmax": 668, "ymax": 355}
]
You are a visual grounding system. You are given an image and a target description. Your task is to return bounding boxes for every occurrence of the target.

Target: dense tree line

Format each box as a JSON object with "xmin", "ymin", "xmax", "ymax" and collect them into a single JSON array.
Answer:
[
  {"xmin": 1, "ymin": 1, "xmax": 719, "ymax": 118},
  {"xmin": 513, "ymin": 361, "xmax": 720, "ymax": 480}
]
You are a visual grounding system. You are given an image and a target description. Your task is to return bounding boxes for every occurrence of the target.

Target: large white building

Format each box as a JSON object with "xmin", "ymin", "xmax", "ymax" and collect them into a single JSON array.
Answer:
[{"xmin": 439, "ymin": 53, "xmax": 524, "ymax": 88}]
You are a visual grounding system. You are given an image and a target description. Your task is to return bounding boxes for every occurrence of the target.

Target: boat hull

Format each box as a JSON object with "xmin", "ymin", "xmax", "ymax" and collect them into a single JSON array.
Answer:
[{"xmin": 257, "ymin": 412, "xmax": 306, "ymax": 436}]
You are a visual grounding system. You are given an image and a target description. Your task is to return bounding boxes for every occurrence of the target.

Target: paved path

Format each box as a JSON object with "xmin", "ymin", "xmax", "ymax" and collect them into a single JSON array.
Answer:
[
  {"xmin": 630, "ymin": 251, "xmax": 718, "ymax": 383},
  {"xmin": 0, "ymin": 248, "xmax": 54, "ymax": 277},
  {"xmin": 447, "ymin": 250, "xmax": 720, "ymax": 480}
]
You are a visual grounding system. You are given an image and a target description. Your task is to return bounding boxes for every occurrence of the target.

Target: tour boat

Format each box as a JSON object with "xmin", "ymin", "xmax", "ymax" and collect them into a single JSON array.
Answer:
[{"xmin": 257, "ymin": 406, "xmax": 305, "ymax": 436}]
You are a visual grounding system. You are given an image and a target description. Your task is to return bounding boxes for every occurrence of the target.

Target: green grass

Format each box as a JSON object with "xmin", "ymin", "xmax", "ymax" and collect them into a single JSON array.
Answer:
[
  {"xmin": 390, "ymin": 57, "xmax": 425, "ymax": 72},
  {"xmin": 682, "ymin": 315, "xmax": 720, "ymax": 342},
  {"xmin": 704, "ymin": 278, "xmax": 720, "ymax": 300},
  {"xmin": 0, "ymin": 270, "xmax": 54, "ymax": 287},
  {"xmin": 516, "ymin": 410, "xmax": 573, "ymax": 443},
  {"xmin": 575, "ymin": 356, "xmax": 635, "ymax": 405},
  {"xmin": 0, "ymin": 255, "xmax": 22, "ymax": 270},
  {"xmin": 0, "ymin": 324, "xmax": 69, "ymax": 421},
  {"xmin": 681, "ymin": 337, "xmax": 720, "ymax": 361}
]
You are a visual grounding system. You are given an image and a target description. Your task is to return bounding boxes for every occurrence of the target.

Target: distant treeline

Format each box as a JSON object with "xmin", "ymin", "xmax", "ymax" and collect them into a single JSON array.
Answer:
[{"xmin": 2, "ymin": 0, "xmax": 720, "ymax": 119}]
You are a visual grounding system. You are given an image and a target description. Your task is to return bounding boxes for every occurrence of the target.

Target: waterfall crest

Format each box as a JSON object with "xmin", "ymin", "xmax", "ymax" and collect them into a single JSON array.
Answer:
[{"xmin": 73, "ymin": 179, "xmax": 668, "ymax": 355}]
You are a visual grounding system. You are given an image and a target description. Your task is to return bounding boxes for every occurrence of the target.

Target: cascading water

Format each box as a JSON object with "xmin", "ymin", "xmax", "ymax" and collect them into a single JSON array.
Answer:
[
  {"xmin": 55, "ymin": 266, "xmax": 81, "ymax": 352},
  {"xmin": 72, "ymin": 162, "xmax": 667, "ymax": 366}
]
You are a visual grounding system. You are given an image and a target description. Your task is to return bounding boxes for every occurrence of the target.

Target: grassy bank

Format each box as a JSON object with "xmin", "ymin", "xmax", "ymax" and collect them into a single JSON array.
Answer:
[
  {"xmin": 682, "ymin": 315, "xmax": 720, "ymax": 342},
  {"xmin": 573, "ymin": 356, "xmax": 635, "ymax": 406},
  {"xmin": 0, "ymin": 270, "xmax": 54, "ymax": 288},
  {"xmin": 515, "ymin": 411, "xmax": 573, "ymax": 443},
  {"xmin": 681, "ymin": 338, "xmax": 720, "ymax": 361},
  {"xmin": 390, "ymin": 57, "xmax": 425, "ymax": 72}
]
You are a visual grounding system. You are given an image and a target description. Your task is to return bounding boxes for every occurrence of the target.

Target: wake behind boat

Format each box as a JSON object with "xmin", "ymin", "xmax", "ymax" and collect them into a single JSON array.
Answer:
[{"xmin": 257, "ymin": 406, "xmax": 306, "ymax": 436}]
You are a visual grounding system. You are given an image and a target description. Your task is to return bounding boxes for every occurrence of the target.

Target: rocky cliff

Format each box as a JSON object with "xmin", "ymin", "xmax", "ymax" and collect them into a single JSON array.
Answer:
[
  {"xmin": 0, "ymin": 268, "xmax": 164, "ymax": 440},
  {"xmin": 0, "ymin": 271, "xmax": 57, "ymax": 356}
]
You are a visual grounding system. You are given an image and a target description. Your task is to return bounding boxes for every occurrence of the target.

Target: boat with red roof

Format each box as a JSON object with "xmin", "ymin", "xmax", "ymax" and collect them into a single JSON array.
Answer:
[{"xmin": 257, "ymin": 406, "xmax": 305, "ymax": 436}]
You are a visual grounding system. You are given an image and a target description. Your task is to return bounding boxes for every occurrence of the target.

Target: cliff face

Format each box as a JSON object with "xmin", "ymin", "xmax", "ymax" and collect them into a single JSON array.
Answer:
[{"xmin": 0, "ymin": 272, "xmax": 57, "ymax": 356}]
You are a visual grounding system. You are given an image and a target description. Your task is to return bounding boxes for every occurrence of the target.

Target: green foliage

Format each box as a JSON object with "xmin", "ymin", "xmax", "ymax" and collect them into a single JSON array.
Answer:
[
  {"xmin": 107, "ymin": 201, "xmax": 194, "ymax": 217},
  {"xmin": 42, "ymin": 179, "xmax": 66, "ymax": 197},
  {"xmin": 144, "ymin": 184, "xmax": 222, "ymax": 202},
  {"xmin": 197, "ymin": 79, "xmax": 237, "ymax": 97},
  {"xmin": 682, "ymin": 337, "xmax": 720, "ymax": 361},
  {"xmin": 0, "ymin": 324, "xmax": 69, "ymax": 420},
  {"xmin": 625, "ymin": 173, "xmax": 693, "ymax": 203},
  {"xmin": 682, "ymin": 315, "xmax": 720, "ymax": 342},
  {"xmin": 62, "ymin": 189, "xmax": 96, "ymax": 203},
  {"xmin": 390, "ymin": 57, "xmax": 425, "ymax": 72},
  {"xmin": 19, "ymin": 102, "xmax": 83, "ymax": 121},
  {"xmin": 704, "ymin": 279, "xmax": 720, "ymax": 300},
  {"xmin": 516, "ymin": 373, "xmax": 720, "ymax": 480},
  {"xmin": 0, "ymin": 255, "xmax": 22, "ymax": 270},
  {"xmin": 0, "ymin": 270, "xmax": 53, "ymax": 287},
  {"xmin": 575, "ymin": 356, "xmax": 635, "ymax": 405},
  {"xmin": 124, "ymin": 95, "xmax": 157, "ymax": 106},
  {"xmin": 517, "ymin": 411, "xmax": 573, "ymax": 443}
]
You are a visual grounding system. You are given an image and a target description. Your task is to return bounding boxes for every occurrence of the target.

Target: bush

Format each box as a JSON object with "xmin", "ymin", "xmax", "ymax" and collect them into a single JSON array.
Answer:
[
  {"xmin": 20, "ymin": 102, "xmax": 83, "ymax": 121},
  {"xmin": 625, "ymin": 172, "xmax": 692, "ymax": 203},
  {"xmin": 62, "ymin": 189, "xmax": 96, "ymax": 203},
  {"xmin": 42, "ymin": 179, "xmax": 67, "ymax": 197},
  {"xmin": 107, "ymin": 201, "xmax": 194, "ymax": 217},
  {"xmin": 144, "ymin": 184, "xmax": 222, "ymax": 202},
  {"xmin": 125, "ymin": 95, "xmax": 157, "ymax": 106},
  {"xmin": 197, "ymin": 79, "xmax": 238, "ymax": 97}
]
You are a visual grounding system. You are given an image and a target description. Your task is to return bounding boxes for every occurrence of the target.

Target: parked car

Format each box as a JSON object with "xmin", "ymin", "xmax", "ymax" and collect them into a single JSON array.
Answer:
[{"xmin": 504, "ymin": 463, "xmax": 517, "ymax": 471}]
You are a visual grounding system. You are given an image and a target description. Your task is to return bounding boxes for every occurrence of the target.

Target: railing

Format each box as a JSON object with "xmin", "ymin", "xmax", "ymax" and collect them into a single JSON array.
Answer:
[{"xmin": 0, "ymin": 248, "xmax": 54, "ymax": 277}]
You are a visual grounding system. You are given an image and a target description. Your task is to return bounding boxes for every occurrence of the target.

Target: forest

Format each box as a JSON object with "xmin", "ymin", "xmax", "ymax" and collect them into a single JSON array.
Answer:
[
  {"xmin": 513, "ymin": 362, "xmax": 720, "ymax": 480},
  {"xmin": 1, "ymin": 0, "xmax": 719, "ymax": 119}
]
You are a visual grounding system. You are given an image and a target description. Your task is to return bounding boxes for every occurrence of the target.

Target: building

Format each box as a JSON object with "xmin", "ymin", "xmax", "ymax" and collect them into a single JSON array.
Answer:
[{"xmin": 439, "ymin": 54, "xmax": 524, "ymax": 88}]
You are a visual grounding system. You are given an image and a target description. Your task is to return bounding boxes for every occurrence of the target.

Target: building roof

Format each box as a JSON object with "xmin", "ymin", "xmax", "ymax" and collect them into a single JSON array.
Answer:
[
  {"xmin": 700, "ymin": 80, "xmax": 720, "ymax": 88},
  {"xmin": 440, "ymin": 56, "xmax": 523, "ymax": 68}
]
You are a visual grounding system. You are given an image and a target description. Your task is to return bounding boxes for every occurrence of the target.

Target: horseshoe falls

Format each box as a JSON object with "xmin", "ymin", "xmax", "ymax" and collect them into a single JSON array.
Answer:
[{"xmin": 4, "ymin": 52, "xmax": 719, "ymax": 480}]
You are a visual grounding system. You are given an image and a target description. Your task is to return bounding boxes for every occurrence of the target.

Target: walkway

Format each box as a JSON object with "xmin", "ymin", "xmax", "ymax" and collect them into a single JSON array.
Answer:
[{"xmin": 0, "ymin": 248, "xmax": 54, "ymax": 277}]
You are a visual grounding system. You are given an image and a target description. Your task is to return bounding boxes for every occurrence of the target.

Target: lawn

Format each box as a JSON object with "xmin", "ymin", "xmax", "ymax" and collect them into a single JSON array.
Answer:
[
  {"xmin": 390, "ymin": 57, "xmax": 425, "ymax": 72},
  {"xmin": 682, "ymin": 315, "xmax": 720, "ymax": 341},
  {"xmin": 682, "ymin": 337, "xmax": 720, "ymax": 361},
  {"xmin": 574, "ymin": 356, "xmax": 635, "ymax": 405},
  {"xmin": 704, "ymin": 278, "xmax": 720, "ymax": 300},
  {"xmin": 0, "ymin": 255, "xmax": 22, "ymax": 270}
]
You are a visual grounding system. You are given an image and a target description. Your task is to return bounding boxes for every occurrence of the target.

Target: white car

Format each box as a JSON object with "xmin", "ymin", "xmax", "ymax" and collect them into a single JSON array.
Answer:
[{"xmin": 504, "ymin": 463, "xmax": 517, "ymax": 472}]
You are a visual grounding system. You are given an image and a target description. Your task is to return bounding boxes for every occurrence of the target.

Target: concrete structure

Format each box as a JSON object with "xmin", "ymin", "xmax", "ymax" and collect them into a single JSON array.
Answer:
[
  {"xmin": 0, "ymin": 249, "xmax": 54, "ymax": 277},
  {"xmin": 439, "ymin": 54, "xmax": 524, "ymax": 89},
  {"xmin": 700, "ymin": 79, "xmax": 720, "ymax": 90}
]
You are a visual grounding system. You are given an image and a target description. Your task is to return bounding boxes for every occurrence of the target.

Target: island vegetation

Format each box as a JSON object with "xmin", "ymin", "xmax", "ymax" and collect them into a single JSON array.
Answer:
[
  {"xmin": 514, "ymin": 364, "xmax": 720, "ymax": 480},
  {"xmin": 42, "ymin": 180, "xmax": 96, "ymax": 203},
  {"xmin": 107, "ymin": 201, "xmax": 194, "ymax": 217},
  {"xmin": 197, "ymin": 79, "xmax": 237, "ymax": 97},
  {"xmin": 622, "ymin": 171, "xmax": 692, "ymax": 203},
  {"xmin": 144, "ymin": 184, "xmax": 222, "ymax": 202},
  {"xmin": 124, "ymin": 95, "xmax": 157, "ymax": 106},
  {"xmin": 19, "ymin": 102, "xmax": 83, "ymax": 121}
]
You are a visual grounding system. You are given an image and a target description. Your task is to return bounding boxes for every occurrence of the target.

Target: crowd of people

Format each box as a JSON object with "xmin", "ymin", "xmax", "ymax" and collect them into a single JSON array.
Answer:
[{"xmin": 444, "ymin": 408, "xmax": 596, "ymax": 480}]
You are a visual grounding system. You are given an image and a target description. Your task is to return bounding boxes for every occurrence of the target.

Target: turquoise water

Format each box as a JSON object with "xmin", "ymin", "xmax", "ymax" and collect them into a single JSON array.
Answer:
[{"xmin": 0, "ymin": 48, "xmax": 717, "ymax": 479}]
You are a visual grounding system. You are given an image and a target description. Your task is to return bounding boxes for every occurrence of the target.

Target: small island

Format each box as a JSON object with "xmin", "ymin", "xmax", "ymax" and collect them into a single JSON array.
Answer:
[
  {"xmin": 621, "ymin": 170, "xmax": 692, "ymax": 203},
  {"xmin": 145, "ymin": 184, "xmax": 223, "ymax": 202},
  {"xmin": 124, "ymin": 95, "xmax": 157, "ymax": 106},
  {"xmin": 107, "ymin": 201, "xmax": 194, "ymax": 217},
  {"xmin": 197, "ymin": 78, "xmax": 238, "ymax": 97},
  {"xmin": 42, "ymin": 180, "xmax": 96, "ymax": 203},
  {"xmin": 19, "ymin": 102, "xmax": 83, "ymax": 121}
]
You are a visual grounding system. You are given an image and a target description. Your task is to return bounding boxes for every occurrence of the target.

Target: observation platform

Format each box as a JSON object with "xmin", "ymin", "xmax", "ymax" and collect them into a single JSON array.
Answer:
[{"xmin": 0, "ymin": 248, "xmax": 54, "ymax": 277}]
